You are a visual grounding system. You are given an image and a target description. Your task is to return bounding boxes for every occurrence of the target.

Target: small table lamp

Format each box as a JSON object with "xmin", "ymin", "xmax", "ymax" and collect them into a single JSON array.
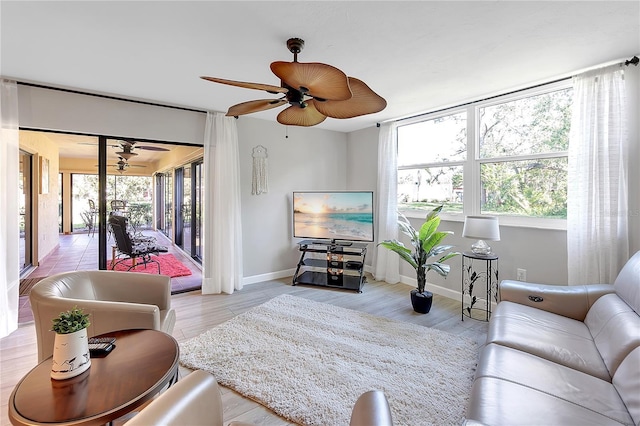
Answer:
[{"xmin": 462, "ymin": 215, "xmax": 500, "ymax": 255}]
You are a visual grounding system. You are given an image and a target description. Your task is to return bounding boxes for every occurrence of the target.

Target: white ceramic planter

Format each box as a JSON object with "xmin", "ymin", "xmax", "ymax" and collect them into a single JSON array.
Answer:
[{"xmin": 51, "ymin": 329, "xmax": 91, "ymax": 380}]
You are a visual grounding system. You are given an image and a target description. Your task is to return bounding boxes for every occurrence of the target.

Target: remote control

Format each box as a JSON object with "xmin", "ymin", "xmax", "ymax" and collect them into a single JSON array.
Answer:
[
  {"xmin": 89, "ymin": 337, "xmax": 116, "ymax": 345},
  {"xmin": 89, "ymin": 342, "xmax": 115, "ymax": 356}
]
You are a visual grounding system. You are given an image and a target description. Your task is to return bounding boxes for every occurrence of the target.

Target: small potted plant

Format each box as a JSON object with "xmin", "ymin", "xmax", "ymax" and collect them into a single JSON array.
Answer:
[
  {"xmin": 379, "ymin": 205, "xmax": 459, "ymax": 313},
  {"xmin": 50, "ymin": 307, "xmax": 92, "ymax": 380}
]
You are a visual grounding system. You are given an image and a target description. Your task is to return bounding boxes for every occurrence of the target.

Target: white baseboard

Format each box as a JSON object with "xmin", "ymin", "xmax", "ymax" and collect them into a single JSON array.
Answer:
[
  {"xmin": 398, "ymin": 273, "xmax": 498, "ymax": 311},
  {"xmin": 398, "ymin": 274, "xmax": 461, "ymax": 301},
  {"xmin": 243, "ymin": 268, "xmax": 297, "ymax": 286},
  {"xmin": 243, "ymin": 268, "xmax": 497, "ymax": 311}
]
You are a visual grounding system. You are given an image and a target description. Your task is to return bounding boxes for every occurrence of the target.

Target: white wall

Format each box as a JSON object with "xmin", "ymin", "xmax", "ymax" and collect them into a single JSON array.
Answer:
[
  {"xmin": 237, "ymin": 117, "xmax": 348, "ymax": 281},
  {"xmin": 18, "ymin": 84, "xmax": 205, "ymax": 144}
]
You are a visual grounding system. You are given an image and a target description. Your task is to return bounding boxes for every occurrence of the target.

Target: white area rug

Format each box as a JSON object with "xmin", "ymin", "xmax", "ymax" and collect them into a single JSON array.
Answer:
[{"xmin": 179, "ymin": 294, "xmax": 479, "ymax": 426}]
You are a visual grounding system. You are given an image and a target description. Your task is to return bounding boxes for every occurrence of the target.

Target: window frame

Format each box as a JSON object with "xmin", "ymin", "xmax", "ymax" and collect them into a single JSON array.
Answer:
[
  {"xmin": 397, "ymin": 107, "xmax": 468, "ymax": 217},
  {"xmin": 398, "ymin": 80, "xmax": 572, "ymax": 230}
]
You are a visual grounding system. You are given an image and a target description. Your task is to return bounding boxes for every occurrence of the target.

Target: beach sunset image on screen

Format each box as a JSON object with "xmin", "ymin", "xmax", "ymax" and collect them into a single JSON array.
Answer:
[{"xmin": 293, "ymin": 192, "xmax": 374, "ymax": 242}]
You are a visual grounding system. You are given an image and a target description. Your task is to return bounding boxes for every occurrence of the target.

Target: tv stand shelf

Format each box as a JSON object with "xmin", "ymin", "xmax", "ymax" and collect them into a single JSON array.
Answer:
[{"xmin": 293, "ymin": 240, "xmax": 367, "ymax": 292}]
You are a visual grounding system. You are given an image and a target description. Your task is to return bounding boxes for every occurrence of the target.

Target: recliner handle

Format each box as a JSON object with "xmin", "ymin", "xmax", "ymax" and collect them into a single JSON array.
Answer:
[{"xmin": 528, "ymin": 295, "xmax": 544, "ymax": 303}]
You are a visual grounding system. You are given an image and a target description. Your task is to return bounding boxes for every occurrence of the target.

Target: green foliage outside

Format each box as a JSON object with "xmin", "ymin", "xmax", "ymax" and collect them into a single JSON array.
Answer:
[
  {"xmin": 72, "ymin": 174, "xmax": 153, "ymax": 231},
  {"xmin": 398, "ymin": 88, "xmax": 572, "ymax": 219},
  {"xmin": 478, "ymin": 89, "xmax": 571, "ymax": 218}
]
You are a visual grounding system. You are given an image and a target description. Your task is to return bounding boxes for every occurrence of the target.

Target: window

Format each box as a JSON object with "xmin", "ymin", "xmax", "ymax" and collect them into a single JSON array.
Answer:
[
  {"xmin": 397, "ymin": 82, "xmax": 573, "ymax": 225},
  {"xmin": 397, "ymin": 112, "xmax": 466, "ymax": 214},
  {"xmin": 478, "ymin": 88, "xmax": 572, "ymax": 219}
]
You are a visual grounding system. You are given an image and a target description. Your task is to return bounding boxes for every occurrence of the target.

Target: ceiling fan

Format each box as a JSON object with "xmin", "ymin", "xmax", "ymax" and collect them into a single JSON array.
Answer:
[
  {"xmin": 201, "ymin": 38, "xmax": 387, "ymax": 127},
  {"xmin": 81, "ymin": 140, "xmax": 170, "ymax": 160},
  {"xmin": 96, "ymin": 156, "xmax": 147, "ymax": 174}
]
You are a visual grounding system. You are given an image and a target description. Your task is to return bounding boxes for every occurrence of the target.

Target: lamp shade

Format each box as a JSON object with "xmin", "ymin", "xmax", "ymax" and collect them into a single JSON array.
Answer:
[{"xmin": 462, "ymin": 216, "xmax": 500, "ymax": 241}]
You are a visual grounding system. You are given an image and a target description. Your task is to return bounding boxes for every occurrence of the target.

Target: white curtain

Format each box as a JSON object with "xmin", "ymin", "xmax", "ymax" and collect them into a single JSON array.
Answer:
[
  {"xmin": 201, "ymin": 112, "xmax": 243, "ymax": 294},
  {"xmin": 372, "ymin": 123, "xmax": 400, "ymax": 283},
  {"xmin": 568, "ymin": 65, "xmax": 629, "ymax": 284},
  {"xmin": 1, "ymin": 79, "xmax": 20, "ymax": 337}
]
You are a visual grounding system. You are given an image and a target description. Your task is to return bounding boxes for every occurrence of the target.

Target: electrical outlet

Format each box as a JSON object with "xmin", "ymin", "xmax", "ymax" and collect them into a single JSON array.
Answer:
[{"xmin": 516, "ymin": 268, "xmax": 527, "ymax": 281}]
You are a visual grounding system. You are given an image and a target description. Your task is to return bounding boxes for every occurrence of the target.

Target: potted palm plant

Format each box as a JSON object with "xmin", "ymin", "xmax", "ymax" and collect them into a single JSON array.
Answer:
[
  {"xmin": 379, "ymin": 205, "xmax": 459, "ymax": 313},
  {"xmin": 50, "ymin": 307, "xmax": 91, "ymax": 380}
]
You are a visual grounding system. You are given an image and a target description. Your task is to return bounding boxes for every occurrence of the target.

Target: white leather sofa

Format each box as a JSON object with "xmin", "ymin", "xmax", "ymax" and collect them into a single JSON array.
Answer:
[
  {"xmin": 466, "ymin": 251, "xmax": 640, "ymax": 425},
  {"xmin": 30, "ymin": 270, "xmax": 176, "ymax": 362},
  {"xmin": 125, "ymin": 370, "xmax": 393, "ymax": 426}
]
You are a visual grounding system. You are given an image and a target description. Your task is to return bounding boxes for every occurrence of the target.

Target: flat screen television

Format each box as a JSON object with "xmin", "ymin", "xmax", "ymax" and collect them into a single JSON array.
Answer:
[{"xmin": 293, "ymin": 191, "xmax": 374, "ymax": 244}]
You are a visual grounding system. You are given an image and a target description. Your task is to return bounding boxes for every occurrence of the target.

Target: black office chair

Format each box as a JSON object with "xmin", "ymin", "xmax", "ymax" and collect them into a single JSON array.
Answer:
[{"xmin": 108, "ymin": 215, "xmax": 168, "ymax": 274}]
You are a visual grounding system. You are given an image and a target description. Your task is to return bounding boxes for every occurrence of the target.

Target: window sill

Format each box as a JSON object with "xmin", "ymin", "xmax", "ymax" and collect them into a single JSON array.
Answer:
[{"xmin": 399, "ymin": 209, "xmax": 567, "ymax": 231}]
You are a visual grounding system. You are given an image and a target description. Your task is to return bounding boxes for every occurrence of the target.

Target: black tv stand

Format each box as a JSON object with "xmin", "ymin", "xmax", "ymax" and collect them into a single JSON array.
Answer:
[{"xmin": 293, "ymin": 240, "xmax": 367, "ymax": 292}]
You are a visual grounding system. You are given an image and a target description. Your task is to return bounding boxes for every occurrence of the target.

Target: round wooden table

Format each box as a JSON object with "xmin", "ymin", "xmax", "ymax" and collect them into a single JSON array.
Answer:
[{"xmin": 8, "ymin": 329, "xmax": 179, "ymax": 426}]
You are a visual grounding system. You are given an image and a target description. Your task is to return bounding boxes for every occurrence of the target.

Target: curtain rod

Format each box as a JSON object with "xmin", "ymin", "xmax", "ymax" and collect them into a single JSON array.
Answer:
[
  {"xmin": 380, "ymin": 54, "xmax": 639, "ymax": 126},
  {"xmin": 16, "ymin": 81, "xmax": 208, "ymax": 114}
]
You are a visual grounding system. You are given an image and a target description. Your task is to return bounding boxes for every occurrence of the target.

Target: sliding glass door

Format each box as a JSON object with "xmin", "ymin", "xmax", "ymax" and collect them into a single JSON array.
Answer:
[
  {"xmin": 156, "ymin": 172, "xmax": 173, "ymax": 240},
  {"xmin": 19, "ymin": 150, "xmax": 33, "ymax": 274},
  {"xmin": 156, "ymin": 159, "xmax": 203, "ymax": 263},
  {"xmin": 193, "ymin": 161, "xmax": 203, "ymax": 261}
]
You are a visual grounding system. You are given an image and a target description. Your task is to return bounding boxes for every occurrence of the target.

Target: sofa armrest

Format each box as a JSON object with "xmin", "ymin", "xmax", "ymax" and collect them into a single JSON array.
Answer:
[
  {"xmin": 499, "ymin": 280, "xmax": 614, "ymax": 321},
  {"xmin": 350, "ymin": 390, "xmax": 393, "ymax": 426},
  {"xmin": 125, "ymin": 370, "xmax": 224, "ymax": 426}
]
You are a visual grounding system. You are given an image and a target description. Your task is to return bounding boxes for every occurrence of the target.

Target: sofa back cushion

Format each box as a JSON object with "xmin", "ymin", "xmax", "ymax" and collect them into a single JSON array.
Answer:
[
  {"xmin": 614, "ymin": 250, "xmax": 640, "ymax": 314},
  {"xmin": 585, "ymin": 293, "xmax": 640, "ymax": 377},
  {"xmin": 612, "ymin": 347, "xmax": 640, "ymax": 426}
]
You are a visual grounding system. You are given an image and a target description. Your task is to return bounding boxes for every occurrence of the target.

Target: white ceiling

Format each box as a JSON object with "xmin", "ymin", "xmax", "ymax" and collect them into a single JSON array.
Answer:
[{"xmin": 2, "ymin": 1, "xmax": 639, "ymax": 133}]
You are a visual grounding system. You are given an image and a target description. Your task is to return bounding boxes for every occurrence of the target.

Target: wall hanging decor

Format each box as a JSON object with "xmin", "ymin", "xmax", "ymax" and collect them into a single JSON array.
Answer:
[
  {"xmin": 252, "ymin": 145, "xmax": 268, "ymax": 195},
  {"xmin": 39, "ymin": 156, "xmax": 49, "ymax": 194}
]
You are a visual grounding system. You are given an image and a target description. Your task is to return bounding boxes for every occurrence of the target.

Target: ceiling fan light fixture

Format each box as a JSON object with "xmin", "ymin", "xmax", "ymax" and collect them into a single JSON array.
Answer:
[{"xmin": 116, "ymin": 151, "xmax": 138, "ymax": 160}]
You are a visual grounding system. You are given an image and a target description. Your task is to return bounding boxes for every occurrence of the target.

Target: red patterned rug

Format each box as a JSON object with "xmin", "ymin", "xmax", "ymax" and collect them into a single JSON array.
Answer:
[{"xmin": 112, "ymin": 254, "xmax": 193, "ymax": 277}]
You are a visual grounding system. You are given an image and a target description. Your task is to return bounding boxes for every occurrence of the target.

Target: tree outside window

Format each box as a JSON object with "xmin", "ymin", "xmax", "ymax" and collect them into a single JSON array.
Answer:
[{"xmin": 397, "ymin": 84, "xmax": 573, "ymax": 221}]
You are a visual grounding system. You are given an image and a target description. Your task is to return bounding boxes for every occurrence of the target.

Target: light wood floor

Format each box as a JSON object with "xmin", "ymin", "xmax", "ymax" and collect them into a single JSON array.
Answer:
[{"xmin": 1, "ymin": 275, "xmax": 488, "ymax": 426}]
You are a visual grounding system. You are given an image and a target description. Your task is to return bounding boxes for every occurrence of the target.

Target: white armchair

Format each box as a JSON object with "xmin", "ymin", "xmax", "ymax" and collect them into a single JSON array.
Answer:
[
  {"xmin": 30, "ymin": 270, "xmax": 176, "ymax": 362},
  {"xmin": 125, "ymin": 370, "xmax": 393, "ymax": 426}
]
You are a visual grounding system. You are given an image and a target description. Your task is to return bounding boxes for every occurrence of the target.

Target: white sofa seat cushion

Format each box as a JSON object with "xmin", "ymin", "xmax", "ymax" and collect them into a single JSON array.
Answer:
[
  {"xmin": 486, "ymin": 301, "xmax": 611, "ymax": 380},
  {"xmin": 471, "ymin": 343, "xmax": 634, "ymax": 425},
  {"xmin": 467, "ymin": 377, "xmax": 633, "ymax": 426}
]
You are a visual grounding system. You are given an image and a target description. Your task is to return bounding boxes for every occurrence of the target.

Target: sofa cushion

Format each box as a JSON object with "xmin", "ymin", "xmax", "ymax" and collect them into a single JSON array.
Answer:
[
  {"xmin": 584, "ymin": 294, "xmax": 640, "ymax": 377},
  {"xmin": 472, "ymin": 344, "xmax": 633, "ymax": 425},
  {"xmin": 466, "ymin": 377, "xmax": 634, "ymax": 426},
  {"xmin": 486, "ymin": 301, "xmax": 611, "ymax": 380},
  {"xmin": 612, "ymin": 347, "xmax": 640, "ymax": 426}
]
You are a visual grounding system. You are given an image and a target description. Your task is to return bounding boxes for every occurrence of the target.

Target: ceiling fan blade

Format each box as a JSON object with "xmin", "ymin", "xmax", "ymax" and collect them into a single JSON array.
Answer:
[
  {"xmin": 270, "ymin": 62, "xmax": 352, "ymax": 101},
  {"xmin": 277, "ymin": 100, "xmax": 327, "ymax": 127},
  {"xmin": 227, "ymin": 99, "xmax": 288, "ymax": 117},
  {"xmin": 79, "ymin": 142, "xmax": 120, "ymax": 148},
  {"xmin": 134, "ymin": 145, "xmax": 170, "ymax": 151},
  {"xmin": 201, "ymin": 77, "xmax": 288, "ymax": 94},
  {"xmin": 314, "ymin": 77, "xmax": 387, "ymax": 119}
]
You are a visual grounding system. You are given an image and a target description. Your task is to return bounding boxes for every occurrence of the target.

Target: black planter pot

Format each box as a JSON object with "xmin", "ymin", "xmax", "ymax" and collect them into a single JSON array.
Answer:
[{"xmin": 410, "ymin": 289, "xmax": 434, "ymax": 314}]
